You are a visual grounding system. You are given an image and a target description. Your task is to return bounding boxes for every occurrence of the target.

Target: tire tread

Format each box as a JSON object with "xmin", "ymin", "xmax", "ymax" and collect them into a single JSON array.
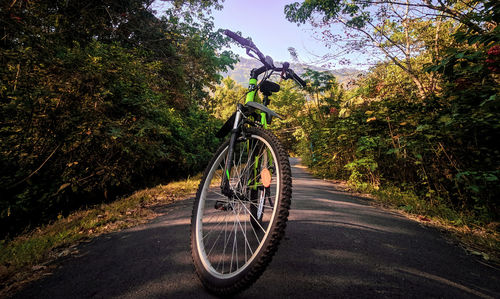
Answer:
[{"xmin": 190, "ymin": 127, "xmax": 292, "ymax": 296}]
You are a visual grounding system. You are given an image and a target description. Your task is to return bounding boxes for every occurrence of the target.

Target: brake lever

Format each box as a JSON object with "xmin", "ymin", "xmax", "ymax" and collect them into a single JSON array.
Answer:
[
  {"xmin": 245, "ymin": 47, "xmax": 256, "ymax": 59},
  {"xmin": 281, "ymin": 62, "xmax": 290, "ymax": 79}
]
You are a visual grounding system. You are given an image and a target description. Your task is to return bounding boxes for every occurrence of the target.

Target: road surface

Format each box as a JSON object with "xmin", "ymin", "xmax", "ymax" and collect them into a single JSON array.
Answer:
[{"xmin": 13, "ymin": 158, "xmax": 500, "ymax": 298}]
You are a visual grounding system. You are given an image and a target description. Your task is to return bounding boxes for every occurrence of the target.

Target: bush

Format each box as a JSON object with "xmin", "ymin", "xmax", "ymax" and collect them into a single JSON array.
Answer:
[{"xmin": 0, "ymin": 0, "xmax": 233, "ymax": 238}]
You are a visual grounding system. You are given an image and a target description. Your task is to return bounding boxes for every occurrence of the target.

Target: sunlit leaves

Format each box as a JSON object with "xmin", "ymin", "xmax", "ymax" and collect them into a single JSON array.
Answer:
[
  {"xmin": 291, "ymin": 0, "xmax": 500, "ymax": 223},
  {"xmin": 0, "ymin": 0, "xmax": 233, "ymax": 237}
]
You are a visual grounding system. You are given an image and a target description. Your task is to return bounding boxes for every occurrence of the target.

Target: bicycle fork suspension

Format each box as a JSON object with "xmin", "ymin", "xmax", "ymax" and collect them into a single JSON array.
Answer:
[{"xmin": 221, "ymin": 108, "xmax": 243, "ymax": 197}]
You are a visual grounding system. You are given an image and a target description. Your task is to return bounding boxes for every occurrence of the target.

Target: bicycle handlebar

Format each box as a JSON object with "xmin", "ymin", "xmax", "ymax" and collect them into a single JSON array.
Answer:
[
  {"xmin": 223, "ymin": 29, "xmax": 253, "ymax": 49},
  {"xmin": 287, "ymin": 69, "xmax": 306, "ymax": 87},
  {"xmin": 224, "ymin": 29, "xmax": 306, "ymax": 88},
  {"xmin": 224, "ymin": 29, "xmax": 268, "ymax": 66}
]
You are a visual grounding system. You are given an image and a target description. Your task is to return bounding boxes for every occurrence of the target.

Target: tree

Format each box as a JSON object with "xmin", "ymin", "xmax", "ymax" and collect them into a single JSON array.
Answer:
[
  {"xmin": 302, "ymin": 69, "xmax": 342, "ymax": 121},
  {"xmin": 286, "ymin": 0, "xmax": 500, "ymax": 222},
  {"xmin": 210, "ymin": 77, "xmax": 247, "ymax": 119},
  {"xmin": 0, "ymin": 0, "xmax": 236, "ymax": 237},
  {"xmin": 285, "ymin": 0, "xmax": 496, "ymax": 99},
  {"xmin": 268, "ymin": 80, "xmax": 307, "ymax": 153}
]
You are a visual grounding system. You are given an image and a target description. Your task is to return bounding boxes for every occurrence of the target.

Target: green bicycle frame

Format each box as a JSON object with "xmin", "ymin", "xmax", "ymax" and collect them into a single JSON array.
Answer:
[
  {"xmin": 245, "ymin": 78, "xmax": 268, "ymax": 129},
  {"xmin": 244, "ymin": 78, "xmax": 273, "ymax": 191},
  {"xmin": 222, "ymin": 69, "xmax": 275, "ymax": 195}
]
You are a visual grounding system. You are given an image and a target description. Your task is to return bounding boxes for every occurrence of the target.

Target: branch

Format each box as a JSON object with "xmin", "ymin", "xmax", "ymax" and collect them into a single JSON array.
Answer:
[
  {"xmin": 404, "ymin": 0, "xmax": 412, "ymax": 69},
  {"xmin": 356, "ymin": 0, "xmax": 486, "ymax": 33},
  {"xmin": 8, "ymin": 144, "xmax": 61, "ymax": 189},
  {"xmin": 338, "ymin": 18, "xmax": 410, "ymax": 74},
  {"xmin": 389, "ymin": 2, "xmax": 404, "ymax": 20},
  {"xmin": 367, "ymin": 20, "xmax": 406, "ymax": 56}
]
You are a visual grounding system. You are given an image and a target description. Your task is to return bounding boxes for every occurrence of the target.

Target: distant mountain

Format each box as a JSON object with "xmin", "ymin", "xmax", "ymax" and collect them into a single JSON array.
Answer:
[{"xmin": 221, "ymin": 57, "xmax": 364, "ymax": 86}]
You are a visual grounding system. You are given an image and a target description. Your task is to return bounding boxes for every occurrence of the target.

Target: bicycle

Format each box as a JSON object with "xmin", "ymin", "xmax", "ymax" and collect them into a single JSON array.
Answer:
[{"xmin": 190, "ymin": 29, "xmax": 306, "ymax": 296}]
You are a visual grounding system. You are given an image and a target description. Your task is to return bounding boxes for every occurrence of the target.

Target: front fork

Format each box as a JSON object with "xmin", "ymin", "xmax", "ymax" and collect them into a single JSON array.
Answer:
[
  {"xmin": 221, "ymin": 105, "xmax": 243, "ymax": 197},
  {"xmin": 220, "ymin": 84, "xmax": 271, "ymax": 200}
]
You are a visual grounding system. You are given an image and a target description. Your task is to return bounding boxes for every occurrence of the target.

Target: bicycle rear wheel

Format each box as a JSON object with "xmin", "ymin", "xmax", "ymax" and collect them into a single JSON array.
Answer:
[{"xmin": 190, "ymin": 127, "xmax": 292, "ymax": 296}]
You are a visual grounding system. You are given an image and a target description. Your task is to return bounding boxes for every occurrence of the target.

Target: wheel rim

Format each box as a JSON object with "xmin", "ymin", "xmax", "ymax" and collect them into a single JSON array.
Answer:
[{"xmin": 195, "ymin": 134, "xmax": 280, "ymax": 279}]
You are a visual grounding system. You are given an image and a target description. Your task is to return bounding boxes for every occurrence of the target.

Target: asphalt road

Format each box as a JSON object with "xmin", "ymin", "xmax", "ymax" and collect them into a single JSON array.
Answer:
[{"xmin": 13, "ymin": 158, "xmax": 500, "ymax": 298}]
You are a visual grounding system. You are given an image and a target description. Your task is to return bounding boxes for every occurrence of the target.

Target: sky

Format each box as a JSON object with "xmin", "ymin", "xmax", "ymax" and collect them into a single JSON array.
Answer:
[
  {"xmin": 153, "ymin": 0, "xmax": 375, "ymax": 69},
  {"xmin": 209, "ymin": 0, "xmax": 376, "ymax": 69},
  {"xmin": 209, "ymin": 0, "xmax": 343, "ymax": 67}
]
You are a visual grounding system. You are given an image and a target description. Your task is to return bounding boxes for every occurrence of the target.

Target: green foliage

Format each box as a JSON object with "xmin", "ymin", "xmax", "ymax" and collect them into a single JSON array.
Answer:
[
  {"xmin": 0, "ymin": 0, "xmax": 234, "ymax": 238},
  {"xmin": 268, "ymin": 80, "xmax": 307, "ymax": 154},
  {"xmin": 290, "ymin": 0, "xmax": 500, "ymax": 224},
  {"xmin": 209, "ymin": 77, "xmax": 247, "ymax": 119},
  {"xmin": 285, "ymin": 0, "xmax": 491, "ymax": 34}
]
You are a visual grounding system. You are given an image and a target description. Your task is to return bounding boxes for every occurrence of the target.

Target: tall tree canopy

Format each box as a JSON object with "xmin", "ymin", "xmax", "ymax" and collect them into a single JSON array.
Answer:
[
  {"xmin": 284, "ymin": 0, "xmax": 500, "ymax": 222},
  {"xmin": 0, "ymin": 0, "xmax": 236, "ymax": 237},
  {"xmin": 285, "ymin": 0, "xmax": 498, "ymax": 98}
]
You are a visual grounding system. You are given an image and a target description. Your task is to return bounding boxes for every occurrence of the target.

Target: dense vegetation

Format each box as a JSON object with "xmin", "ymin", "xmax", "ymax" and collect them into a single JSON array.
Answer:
[
  {"xmin": 1, "ymin": 0, "xmax": 498, "ymax": 242},
  {"xmin": 282, "ymin": 0, "xmax": 499, "ymax": 224},
  {"xmin": 209, "ymin": 0, "xmax": 499, "ymax": 226},
  {"xmin": 0, "ymin": 0, "xmax": 235, "ymax": 238}
]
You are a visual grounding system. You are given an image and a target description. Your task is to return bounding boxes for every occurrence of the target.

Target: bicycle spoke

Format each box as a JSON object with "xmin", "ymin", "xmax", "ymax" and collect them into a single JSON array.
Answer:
[
  {"xmin": 190, "ymin": 32, "xmax": 296, "ymax": 294},
  {"xmin": 234, "ymin": 196, "xmax": 267, "ymax": 234},
  {"xmin": 194, "ymin": 129, "xmax": 287, "ymax": 281},
  {"xmin": 205, "ymin": 213, "xmax": 229, "ymax": 257},
  {"xmin": 232, "ymin": 202, "xmax": 255, "ymax": 258},
  {"xmin": 216, "ymin": 213, "xmax": 233, "ymax": 273},
  {"xmin": 230, "ymin": 210, "xmax": 237, "ymax": 273}
]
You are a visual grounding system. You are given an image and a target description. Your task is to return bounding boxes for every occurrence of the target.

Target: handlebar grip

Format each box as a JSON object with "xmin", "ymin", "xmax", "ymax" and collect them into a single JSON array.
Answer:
[
  {"xmin": 288, "ymin": 69, "xmax": 307, "ymax": 88},
  {"xmin": 223, "ymin": 29, "xmax": 251, "ymax": 48}
]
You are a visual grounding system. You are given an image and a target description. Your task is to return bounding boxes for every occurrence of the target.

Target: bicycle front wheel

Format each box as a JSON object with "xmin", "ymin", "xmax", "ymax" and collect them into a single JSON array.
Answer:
[{"xmin": 190, "ymin": 127, "xmax": 292, "ymax": 296}]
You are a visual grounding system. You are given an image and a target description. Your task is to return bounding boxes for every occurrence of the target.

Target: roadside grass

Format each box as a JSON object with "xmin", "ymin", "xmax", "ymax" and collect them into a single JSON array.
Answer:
[
  {"xmin": 370, "ymin": 185, "xmax": 500, "ymax": 264},
  {"xmin": 0, "ymin": 174, "xmax": 202, "ymax": 293}
]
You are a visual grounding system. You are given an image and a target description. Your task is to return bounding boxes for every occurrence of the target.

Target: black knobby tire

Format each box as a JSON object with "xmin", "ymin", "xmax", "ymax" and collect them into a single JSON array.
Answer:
[{"xmin": 190, "ymin": 127, "xmax": 292, "ymax": 296}]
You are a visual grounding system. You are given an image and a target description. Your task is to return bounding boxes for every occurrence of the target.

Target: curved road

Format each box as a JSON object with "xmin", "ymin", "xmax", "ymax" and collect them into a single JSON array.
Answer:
[{"xmin": 13, "ymin": 158, "xmax": 500, "ymax": 298}]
